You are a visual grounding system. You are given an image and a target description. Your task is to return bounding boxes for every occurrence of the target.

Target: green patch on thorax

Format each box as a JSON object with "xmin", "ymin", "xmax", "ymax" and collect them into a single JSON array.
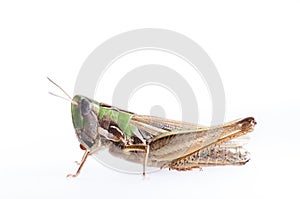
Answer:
[{"xmin": 99, "ymin": 106, "xmax": 137, "ymax": 137}]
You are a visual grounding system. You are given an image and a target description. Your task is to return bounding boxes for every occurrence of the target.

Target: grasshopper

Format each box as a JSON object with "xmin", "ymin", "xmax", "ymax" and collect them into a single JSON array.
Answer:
[{"xmin": 48, "ymin": 77, "xmax": 256, "ymax": 177}]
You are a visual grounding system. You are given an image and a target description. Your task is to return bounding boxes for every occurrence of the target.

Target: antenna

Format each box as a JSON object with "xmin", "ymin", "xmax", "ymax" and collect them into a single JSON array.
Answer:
[{"xmin": 47, "ymin": 77, "xmax": 78, "ymax": 105}]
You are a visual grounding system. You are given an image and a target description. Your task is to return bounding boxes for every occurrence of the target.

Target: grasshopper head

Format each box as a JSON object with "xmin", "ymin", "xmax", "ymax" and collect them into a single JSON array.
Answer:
[{"xmin": 71, "ymin": 95, "xmax": 100, "ymax": 151}]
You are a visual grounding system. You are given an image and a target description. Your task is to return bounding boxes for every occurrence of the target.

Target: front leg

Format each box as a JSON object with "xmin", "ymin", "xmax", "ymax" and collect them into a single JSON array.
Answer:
[
  {"xmin": 123, "ymin": 144, "xmax": 149, "ymax": 176},
  {"xmin": 67, "ymin": 150, "xmax": 90, "ymax": 178}
]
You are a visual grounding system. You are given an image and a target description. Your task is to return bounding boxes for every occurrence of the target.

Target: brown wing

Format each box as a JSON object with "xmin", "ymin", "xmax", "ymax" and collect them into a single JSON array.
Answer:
[{"xmin": 130, "ymin": 114, "xmax": 205, "ymax": 139}]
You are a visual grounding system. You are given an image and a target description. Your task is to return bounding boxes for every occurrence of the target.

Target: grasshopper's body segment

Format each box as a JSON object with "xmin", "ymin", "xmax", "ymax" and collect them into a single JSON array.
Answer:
[{"xmin": 67, "ymin": 95, "xmax": 256, "ymax": 177}]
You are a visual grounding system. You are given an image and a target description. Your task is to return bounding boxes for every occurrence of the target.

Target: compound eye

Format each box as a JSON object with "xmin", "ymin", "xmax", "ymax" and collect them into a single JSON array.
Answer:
[{"xmin": 81, "ymin": 98, "xmax": 91, "ymax": 116}]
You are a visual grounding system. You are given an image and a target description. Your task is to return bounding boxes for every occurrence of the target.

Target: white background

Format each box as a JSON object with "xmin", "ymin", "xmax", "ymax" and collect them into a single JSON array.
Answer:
[{"xmin": 1, "ymin": 1, "xmax": 299, "ymax": 199}]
